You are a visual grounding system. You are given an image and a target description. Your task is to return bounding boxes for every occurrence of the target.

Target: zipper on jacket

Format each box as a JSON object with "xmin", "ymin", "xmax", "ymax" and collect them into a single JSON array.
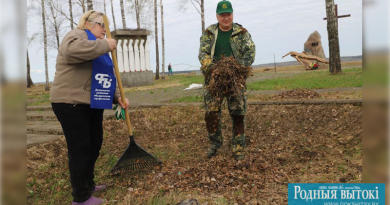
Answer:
[{"xmin": 82, "ymin": 76, "xmax": 92, "ymax": 91}]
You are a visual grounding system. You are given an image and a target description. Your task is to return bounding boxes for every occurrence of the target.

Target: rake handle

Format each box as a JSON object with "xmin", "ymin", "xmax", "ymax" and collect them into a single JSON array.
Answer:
[{"xmin": 103, "ymin": 15, "xmax": 133, "ymax": 136}]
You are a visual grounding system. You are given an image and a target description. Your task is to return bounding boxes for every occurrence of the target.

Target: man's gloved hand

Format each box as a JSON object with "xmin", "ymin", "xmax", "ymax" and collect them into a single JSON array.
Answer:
[
  {"xmin": 201, "ymin": 55, "xmax": 213, "ymax": 74},
  {"xmin": 113, "ymin": 104, "xmax": 125, "ymax": 120},
  {"xmin": 202, "ymin": 57, "xmax": 212, "ymax": 68}
]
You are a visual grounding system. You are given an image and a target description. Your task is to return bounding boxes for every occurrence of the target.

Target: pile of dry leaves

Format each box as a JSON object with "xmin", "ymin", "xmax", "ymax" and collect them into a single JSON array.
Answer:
[
  {"xmin": 207, "ymin": 56, "xmax": 251, "ymax": 98},
  {"xmin": 272, "ymin": 89, "xmax": 320, "ymax": 100},
  {"xmin": 27, "ymin": 104, "xmax": 362, "ymax": 204}
]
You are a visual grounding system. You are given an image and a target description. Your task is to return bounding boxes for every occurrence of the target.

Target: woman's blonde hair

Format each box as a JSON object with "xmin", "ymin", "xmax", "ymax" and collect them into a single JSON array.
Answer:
[{"xmin": 76, "ymin": 10, "xmax": 109, "ymax": 30}]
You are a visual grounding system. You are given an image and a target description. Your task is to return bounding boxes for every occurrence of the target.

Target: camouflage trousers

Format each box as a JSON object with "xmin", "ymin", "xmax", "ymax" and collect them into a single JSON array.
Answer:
[{"xmin": 204, "ymin": 89, "xmax": 247, "ymax": 156}]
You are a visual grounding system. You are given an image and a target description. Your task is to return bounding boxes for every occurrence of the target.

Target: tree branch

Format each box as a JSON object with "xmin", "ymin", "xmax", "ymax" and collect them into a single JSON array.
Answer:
[{"xmin": 189, "ymin": 0, "xmax": 201, "ymax": 15}]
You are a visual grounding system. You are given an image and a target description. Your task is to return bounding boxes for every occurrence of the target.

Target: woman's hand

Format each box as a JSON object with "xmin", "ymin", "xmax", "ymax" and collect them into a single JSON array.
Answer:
[
  {"xmin": 118, "ymin": 97, "xmax": 129, "ymax": 111},
  {"xmin": 106, "ymin": 39, "xmax": 116, "ymax": 51}
]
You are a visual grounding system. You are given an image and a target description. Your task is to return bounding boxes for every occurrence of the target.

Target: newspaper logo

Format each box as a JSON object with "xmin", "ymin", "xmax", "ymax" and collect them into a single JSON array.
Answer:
[
  {"xmin": 288, "ymin": 183, "xmax": 385, "ymax": 204},
  {"xmin": 95, "ymin": 73, "xmax": 112, "ymax": 88}
]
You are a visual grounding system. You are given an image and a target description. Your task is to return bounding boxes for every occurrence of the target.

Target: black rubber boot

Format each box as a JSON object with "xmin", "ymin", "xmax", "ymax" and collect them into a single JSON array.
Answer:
[{"xmin": 207, "ymin": 147, "xmax": 218, "ymax": 158}]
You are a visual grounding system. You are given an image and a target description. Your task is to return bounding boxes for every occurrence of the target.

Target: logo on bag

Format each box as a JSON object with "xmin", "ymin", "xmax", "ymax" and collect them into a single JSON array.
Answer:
[{"xmin": 95, "ymin": 73, "xmax": 112, "ymax": 88}]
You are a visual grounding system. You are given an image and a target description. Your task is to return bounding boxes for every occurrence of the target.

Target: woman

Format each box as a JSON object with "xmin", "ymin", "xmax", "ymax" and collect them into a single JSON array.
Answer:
[{"xmin": 50, "ymin": 10, "xmax": 129, "ymax": 205}]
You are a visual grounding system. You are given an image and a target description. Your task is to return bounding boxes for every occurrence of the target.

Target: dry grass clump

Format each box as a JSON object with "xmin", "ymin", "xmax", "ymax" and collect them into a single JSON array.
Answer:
[{"xmin": 207, "ymin": 56, "xmax": 251, "ymax": 98}]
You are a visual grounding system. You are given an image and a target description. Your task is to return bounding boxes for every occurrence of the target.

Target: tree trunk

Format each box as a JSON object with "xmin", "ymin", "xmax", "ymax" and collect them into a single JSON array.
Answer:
[
  {"xmin": 160, "ymin": 0, "xmax": 165, "ymax": 79},
  {"xmin": 87, "ymin": 0, "xmax": 93, "ymax": 10},
  {"xmin": 325, "ymin": 0, "xmax": 342, "ymax": 74},
  {"xmin": 103, "ymin": 0, "xmax": 106, "ymax": 14},
  {"xmin": 41, "ymin": 0, "xmax": 50, "ymax": 91},
  {"xmin": 0, "ymin": 48, "xmax": 5, "ymax": 84},
  {"xmin": 110, "ymin": 0, "xmax": 116, "ymax": 30},
  {"xmin": 200, "ymin": 0, "xmax": 204, "ymax": 32},
  {"xmin": 69, "ymin": 0, "xmax": 74, "ymax": 29},
  {"xmin": 154, "ymin": 0, "xmax": 160, "ymax": 80},
  {"xmin": 27, "ymin": 50, "xmax": 34, "ymax": 88},
  {"xmin": 135, "ymin": 0, "xmax": 140, "ymax": 29},
  {"xmin": 48, "ymin": 0, "xmax": 60, "ymax": 49},
  {"xmin": 182, "ymin": 0, "xmax": 205, "ymax": 34},
  {"xmin": 120, "ymin": 0, "xmax": 126, "ymax": 28},
  {"xmin": 81, "ymin": 0, "xmax": 85, "ymax": 13}
]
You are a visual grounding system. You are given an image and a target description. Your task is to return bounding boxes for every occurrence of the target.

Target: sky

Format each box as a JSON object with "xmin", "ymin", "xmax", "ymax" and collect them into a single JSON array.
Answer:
[{"xmin": 4, "ymin": 0, "xmax": 385, "ymax": 83}]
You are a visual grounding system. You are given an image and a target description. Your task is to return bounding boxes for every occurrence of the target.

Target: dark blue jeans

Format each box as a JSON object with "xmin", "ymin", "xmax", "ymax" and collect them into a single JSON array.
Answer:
[{"xmin": 52, "ymin": 103, "xmax": 104, "ymax": 202}]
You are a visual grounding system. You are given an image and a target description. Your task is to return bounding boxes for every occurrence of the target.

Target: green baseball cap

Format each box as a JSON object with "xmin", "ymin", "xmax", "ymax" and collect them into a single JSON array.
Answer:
[{"xmin": 216, "ymin": 1, "xmax": 233, "ymax": 14}]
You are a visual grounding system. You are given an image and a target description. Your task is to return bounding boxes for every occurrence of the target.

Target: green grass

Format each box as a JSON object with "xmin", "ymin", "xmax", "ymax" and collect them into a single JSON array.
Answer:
[
  {"xmin": 27, "ymin": 93, "xmax": 51, "ymax": 106},
  {"xmin": 177, "ymin": 75, "xmax": 204, "ymax": 86},
  {"xmin": 27, "ymin": 93, "xmax": 50, "ymax": 100},
  {"xmin": 156, "ymin": 74, "xmax": 203, "ymax": 86},
  {"xmin": 166, "ymin": 68, "xmax": 362, "ymax": 103},
  {"xmin": 248, "ymin": 67, "xmax": 362, "ymax": 90},
  {"xmin": 170, "ymin": 95, "xmax": 203, "ymax": 103}
]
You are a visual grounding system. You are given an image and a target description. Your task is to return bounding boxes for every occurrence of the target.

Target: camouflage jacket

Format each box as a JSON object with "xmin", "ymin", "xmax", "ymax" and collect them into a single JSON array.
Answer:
[{"xmin": 198, "ymin": 23, "xmax": 256, "ymax": 74}]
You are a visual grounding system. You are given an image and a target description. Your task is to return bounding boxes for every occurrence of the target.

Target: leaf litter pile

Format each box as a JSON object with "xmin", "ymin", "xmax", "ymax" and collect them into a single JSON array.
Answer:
[
  {"xmin": 207, "ymin": 56, "xmax": 251, "ymax": 99},
  {"xmin": 272, "ymin": 89, "xmax": 320, "ymax": 100},
  {"xmin": 27, "ymin": 104, "xmax": 362, "ymax": 204}
]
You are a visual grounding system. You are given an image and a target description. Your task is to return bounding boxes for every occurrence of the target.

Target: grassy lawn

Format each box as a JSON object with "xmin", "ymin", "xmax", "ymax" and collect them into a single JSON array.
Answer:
[
  {"xmin": 248, "ymin": 67, "xmax": 362, "ymax": 91},
  {"xmin": 169, "ymin": 95, "xmax": 203, "ymax": 103},
  {"xmin": 167, "ymin": 74, "xmax": 204, "ymax": 86},
  {"xmin": 26, "ymin": 87, "xmax": 51, "ymax": 106},
  {"xmin": 166, "ymin": 67, "xmax": 362, "ymax": 103}
]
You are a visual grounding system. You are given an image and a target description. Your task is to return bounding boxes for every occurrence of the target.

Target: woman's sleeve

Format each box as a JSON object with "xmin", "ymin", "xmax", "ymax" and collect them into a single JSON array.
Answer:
[{"xmin": 59, "ymin": 31, "xmax": 111, "ymax": 64}]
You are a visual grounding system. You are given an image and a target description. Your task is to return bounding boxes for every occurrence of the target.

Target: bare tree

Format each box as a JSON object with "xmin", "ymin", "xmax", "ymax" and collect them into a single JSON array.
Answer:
[
  {"xmin": 200, "ymin": 0, "xmax": 204, "ymax": 32},
  {"xmin": 127, "ymin": 0, "xmax": 153, "ymax": 29},
  {"xmin": 69, "ymin": 0, "xmax": 74, "ymax": 29},
  {"xmin": 87, "ymin": 0, "xmax": 93, "ymax": 10},
  {"xmin": 111, "ymin": 0, "xmax": 117, "ymax": 30},
  {"xmin": 48, "ymin": 0, "xmax": 60, "ymax": 49},
  {"xmin": 325, "ymin": 0, "xmax": 342, "ymax": 74},
  {"xmin": 41, "ymin": 0, "xmax": 50, "ymax": 91},
  {"xmin": 179, "ymin": 0, "xmax": 205, "ymax": 33},
  {"xmin": 135, "ymin": 0, "xmax": 141, "ymax": 28},
  {"xmin": 160, "ymin": 0, "xmax": 165, "ymax": 79},
  {"xmin": 154, "ymin": 0, "xmax": 160, "ymax": 79},
  {"xmin": 75, "ymin": 0, "xmax": 86, "ymax": 13},
  {"xmin": 120, "ymin": 0, "xmax": 126, "ymax": 28},
  {"xmin": 0, "ymin": 47, "xmax": 4, "ymax": 84},
  {"xmin": 103, "ymin": 0, "xmax": 106, "ymax": 14},
  {"xmin": 27, "ymin": 33, "xmax": 39, "ymax": 88},
  {"xmin": 49, "ymin": 0, "xmax": 78, "ymax": 29},
  {"xmin": 43, "ymin": 0, "xmax": 68, "ymax": 52},
  {"xmin": 27, "ymin": 50, "xmax": 34, "ymax": 87}
]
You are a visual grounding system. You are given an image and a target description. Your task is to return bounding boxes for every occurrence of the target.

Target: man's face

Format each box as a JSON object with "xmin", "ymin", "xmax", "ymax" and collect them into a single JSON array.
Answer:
[{"xmin": 216, "ymin": 12, "xmax": 233, "ymax": 31}]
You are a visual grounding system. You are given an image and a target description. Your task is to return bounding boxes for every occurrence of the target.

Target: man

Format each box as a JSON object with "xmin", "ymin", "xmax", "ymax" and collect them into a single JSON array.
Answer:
[{"xmin": 198, "ymin": 0, "xmax": 255, "ymax": 160}]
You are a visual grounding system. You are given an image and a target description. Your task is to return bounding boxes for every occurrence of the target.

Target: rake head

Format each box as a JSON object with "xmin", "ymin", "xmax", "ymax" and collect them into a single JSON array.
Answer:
[{"xmin": 110, "ymin": 135, "xmax": 162, "ymax": 175}]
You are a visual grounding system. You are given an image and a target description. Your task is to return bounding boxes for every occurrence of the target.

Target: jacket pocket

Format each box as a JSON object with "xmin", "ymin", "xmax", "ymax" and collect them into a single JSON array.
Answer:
[{"xmin": 82, "ymin": 75, "xmax": 92, "ymax": 91}]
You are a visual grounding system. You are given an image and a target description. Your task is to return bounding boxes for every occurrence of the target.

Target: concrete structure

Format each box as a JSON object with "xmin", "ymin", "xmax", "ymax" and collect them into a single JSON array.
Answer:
[
  {"xmin": 123, "ymin": 39, "xmax": 130, "ymax": 72},
  {"xmin": 121, "ymin": 71, "xmax": 154, "ymax": 87},
  {"xmin": 112, "ymin": 29, "xmax": 154, "ymax": 87},
  {"xmin": 117, "ymin": 39, "xmax": 124, "ymax": 73}
]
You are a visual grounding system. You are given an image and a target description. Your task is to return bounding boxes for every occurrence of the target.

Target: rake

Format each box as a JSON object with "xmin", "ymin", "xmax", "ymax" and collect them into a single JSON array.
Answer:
[{"xmin": 103, "ymin": 15, "xmax": 163, "ymax": 175}]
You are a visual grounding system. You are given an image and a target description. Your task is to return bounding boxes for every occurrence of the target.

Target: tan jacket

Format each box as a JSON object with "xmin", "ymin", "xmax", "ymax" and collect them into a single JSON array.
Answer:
[{"xmin": 50, "ymin": 29, "xmax": 120, "ymax": 105}]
